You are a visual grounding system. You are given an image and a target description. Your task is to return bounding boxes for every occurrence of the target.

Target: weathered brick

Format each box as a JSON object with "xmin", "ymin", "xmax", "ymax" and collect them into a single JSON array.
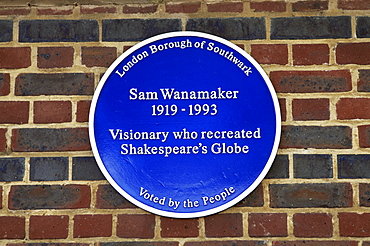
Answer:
[
  {"xmin": 19, "ymin": 20, "xmax": 99, "ymax": 42},
  {"xmin": 29, "ymin": 215, "xmax": 69, "ymax": 239},
  {"xmin": 103, "ymin": 19, "xmax": 181, "ymax": 41},
  {"xmin": 270, "ymin": 183, "xmax": 353, "ymax": 208},
  {"xmin": 117, "ymin": 214, "xmax": 155, "ymax": 238},
  {"xmin": 292, "ymin": 98, "xmax": 330, "ymax": 121},
  {"xmin": 339, "ymin": 213, "xmax": 370, "ymax": 237},
  {"xmin": 359, "ymin": 125, "xmax": 370, "ymax": 148},
  {"xmin": 338, "ymin": 0, "xmax": 370, "ymax": 10},
  {"xmin": 9, "ymin": 184, "xmax": 90, "ymax": 210},
  {"xmin": 37, "ymin": 6, "xmax": 74, "ymax": 15},
  {"xmin": 186, "ymin": 18, "xmax": 266, "ymax": 40},
  {"xmin": 0, "ymin": 20, "xmax": 12, "ymax": 42},
  {"xmin": 279, "ymin": 98, "xmax": 286, "ymax": 122},
  {"xmin": 271, "ymin": 16, "xmax": 351, "ymax": 39},
  {"xmin": 77, "ymin": 100, "xmax": 91, "ymax": 122},
  {"xmin": 96, "ymin": 184, "xmax": 137, "ymax": 209},
  {"xmin": 82, "ymin": 46, "xmax": 117, "ymax": 67},
  {"xmin": 338, "ymin": 155, "xmax": 370, "ymax": 179},
  {"xmin": 11, "ymin": 128, "xmax": 90, "ymax": 152},
  {"xmin": 34, "ymin": 101, "xmax": 72, "ymax": 123},
  {"xmin": 270, "ymin": 70, "xmax": 352, "ymax": 93},
  {"xmin": 15, "ymin": 73, "xmax": 94, "ymax": 96},
  {"xmin": 81, "ymin": 5, "xmax": 116, "ymax": 14},
  {"xmin": 74, "ymin": 214, "xmax": 112, "ymax": 238},
  {"xmin": 161, "ymin": 217, "xmax": 199, "ymax": 238},
  {"xmin": 0, "ymin": 101, "xmax": 29, "ymax": 124},
  {"xmin": 30, "ymin": 157, "xmax": 68, "ymax": 181},
  {"xmin": 266, "ymin": 154, "xmax": 289, "ymax": 179},
  {"xmin": 293, "ymin": 44, "xmax": 329, "ymax": 65},
  {"xmin": 8, "ymin": 243, "xmax": 89, "ymax": 246},
  {"xmin": 235, "ymin": 184, "xmax": 264, "ymax": 207},
  {"xmin": 0, "ymin": 129, "xmax": 6, "ymax": 152},
  {"xmin": 0, "ymin": 157, "xmax": 25, "ymax": 182},
  {"xmin": 273, "ymin": 241, "xmax": 357, "ymax": 246},
  {"xmin": 293, "ymin": 213, "xmax": 333, "ymax": 237},
  {"xmin": 100, "ymin": 243, "xmax": 178, "ymax": 246},
  {"xmin": 250, "ymin": 1, "xmax": 286, "ymax": 12},
  {"xmin": 336, "ymin": 43, "xmax": 370, "ymax": 65},
  {"xmin": 357, "ymin": 17, "xmax": 370, "ymax": 38},
  {"xmin": 72, "ymin": 156, "xmax": 104, "ymax": 181},
  {"xmin": 185, "ymin": 241, "xmax": 267, "ymax": 246},
  {"xmin": 293, "ymin": 154, "xmax": 333, "ymax": 179},
  {"xmin": 359, "ymin": 183, "xmax": 370, "ymax": 207},
  {"xmin": 37, "ymin": 47, "xmax": 74, "ymax": 68},
  {"xmin": 205, "ymin": 213, "xmax": 243, "ymax": 237},
  {"xmin": 0, "ymin": 7, "xmax": 30, "ymax": 15},
  {"xmin": 280, "ymin": 126, "xmax": 352, "ymax": 149},
  {"xmin": 358, "ymin": 69, "xmax": 370, "ymax": 92},
  {"xmin": 337, "ymin": 98, "xmax": 370, "ymax": 119},
  {"xmin": 207, "ymin": 2, "xmax": 243, "ymax": 12},
  {"xmin": 122, "ymin": 4, "xmax": 158, "ymax": 14},
  {"xmin": 0, "ymin": 73, "xmax": 10, "ymax": 96},
  {"xmin": 0, "ymin": 47, "xmax": 31, "ymax": 69},
  {"xmin": 0, "ymin": 216, "xmax": 25, "ymax": 239},
  {"xmin": 165, "ymin": 2, "xmax": 201, "ymax": 13},
  {"xmin": 248, "ymin": 213, "xmax": 287, "ymax": 237},
  {"xmin": 292, "ymin": 1, "xmax": 328, "ymax": 11},
  {"xmin": 250, "ymin": 44, "xmax": 288, "ymax": 65}
]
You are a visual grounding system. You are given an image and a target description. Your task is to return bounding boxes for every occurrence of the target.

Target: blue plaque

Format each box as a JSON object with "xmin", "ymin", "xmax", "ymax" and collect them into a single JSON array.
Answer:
[{"xmin": 90, "ymin": 31, "xmax": 281, "ymax": 218}]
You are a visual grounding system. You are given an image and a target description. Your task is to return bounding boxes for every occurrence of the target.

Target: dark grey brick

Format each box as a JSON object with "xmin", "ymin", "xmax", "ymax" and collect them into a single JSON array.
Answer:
[
  {"xmin": 15, "ymin": 73, "xmax": 94, "ymax": 96},
  {"xmin": 103, "ymin": 19, "xmax": 181, "ymax": 41},
  {"xmin": 19, "ymin": 20, "xmax": 99, "ymax": 42},
  {"xmin": 357, "ymin": 17, "xmax": 370, "ymax": 38},
  {"xmin": 30, "ymin": 157, "xmax": 68, "ymax": 181},
  {"xmin": 101, "ymin": 243, "xmax": 179, "ymax": 246},
  {"xmin": 72, "ymin": 157, "xmax": 104, "ymax": 181},
  {"xmin": 294, "ymin": 154, "xmax": 333, "ymax": 179},
  {"xmin": 0, "ymin": 157, "xmax": 25, "ymax": 182},
  {"xmin": 358, "ymin": 69, "xmax": 370, "ymax": 92},
  {"xmin": 186, "ymin": 17, "xmax": 266, "ymax": 40},
  {"xmin": 0, "ymin": 20, "xmax": 12, "ymax": 42},
  {"xmin": 338, "ymin": 155, "xmax": 370, "ymax": 179},
  {"xmin": 270, "ymin": 183, "xmax": 353, "ymax": 208},
  {"xmin": 271, "ymin": 16, "xmax": 351, "ymax": 39},
  {"xmin": 266, "ymin": 154, "xmax": 289, "ymax": 179}
]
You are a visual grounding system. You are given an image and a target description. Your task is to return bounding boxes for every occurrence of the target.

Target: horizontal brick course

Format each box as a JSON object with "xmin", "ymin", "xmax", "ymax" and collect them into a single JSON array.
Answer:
[
  {"xmin": 185, "ymin": 242, "xmax": 267, "ymax": 246},
  {"xmin": 165, "ymin": 3, "xmax": 201, "ymax": 14},
  {"xmin": 250, "ymin": 1, "xmax": 286, "ymax": 12},
  {"xmin": 207, "ymin": 2, "xmax": 243, "ymax": 13}
]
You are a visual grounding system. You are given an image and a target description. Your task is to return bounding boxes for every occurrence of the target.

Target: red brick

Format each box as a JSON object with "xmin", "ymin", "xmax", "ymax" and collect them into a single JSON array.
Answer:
[
  {"xmin": 165, "ymin": 2, "xmax": 201, "ymax": 13},
  {"xmin": 185, "ymin": 242, "xmax": 267, "ymax": 246},
  {"xmin": 293, "ymin": 44, "xmax": 329, "ymax": 65},
  {"xmin": 251, "ymin": 44, "xmax": 288, "ymax": 65},
  {"xmin": 122, "ymin": 4, "xmax": 158, "ymax": 14},
  {"xmin": 82, "ymin": 46, "xmax": 117, "ymax": 68},
  {"xmin": 34, "ymin": 101, "xmax": 72, "ymax": 123},
  {"xmin": 0, "ymin": 7, "xmax": 30, "ymax": 15},
  {"xmin": 249, "ymin": 213, "xmax": 287, "ymax": 237},
  {"xmin": 0, "ymin": 47, "xmax": 31, "ymax": 69},
  {"xmin": 207, "ymin": 2, "xmax": 243, "ymax": 12},
  {"xmin": 0, "ymin": 101, "xmax": 29, "ymax": 124},
  {"xmin": 74, "ymin": 214, "xmax": 112, "ymax": 238},
  {"xmin": 117, "ymin": 214, "xmax": 155, "ymax": 238},
  {"xmin": 205, "ymin": 213, "xmax": 243, "ymax": 237},
  {"xmin": 37, "ymin": 6, "xmax": 73, "ymax": 15},
  {"xmin": 250, "ymin": 1, "xmax": 286, "ymax": 12},
  {"xmin": 81, "ymin": 5, "xmax": 116, "ymax": 14},
  {"xmin": 337, "ymin": 43, "xmax": 370, "ymax": 65},
  {"xmin": 338, "ymin": 0, "xmax": 370, "ymax": 10},
  {"xmin": 273, "ymin": 241, "xmax": 357, "ymax": 246},
  {"xmin": 161, "ymin": 217, "xmax": 199, "ymax": 238},
  {"xmin": 292, "ymin": 1, "xmax": 328, "ymax": 11},
  {"xmin": 292, "ymin": 98, "xmax": 330, "ymax": 120},
  {"xmin": 38, "ymin": 47, "xmax": 74, "ymax": 68},
  {"xmin": 339, "ymin": 213, "xmax": 370, "ymax": 237},
  {"xmin": 0, "ymin": 216, "xmax": 25, "ymax": 239},
  {"xmin": 358, "ymin": 125, "xmax": 370, "ymax": 148},
  {"xmin": 77, "ymin": 100, "xmax": 91, "ymax": 122},
  {"xmin": 0, "ymin": 129, "xmax": 6, "ymax": 152},
  {"xmin": 270, "ymin": 70, "xmax": 352, "ymax": 93},
  {"xmin": 337, "ymin": 98, "xmax": 370, "ymax": 119},
  {"xmin": 293, "ymin": 213, "xmax": 333, "ymax": 237},
  {"xmin": 0, "ymin": 73, "xmax": 10, "ymax": 96},
  {"xmin": 96, "ymin": 184, "xmax": 137, "ymax": 209},
  {"xmin": 279, "ymin": 98, "xmax": 286, "ymax": 122},
  {"xmin": 29, "ymin": 215, "xmax": 69, "ymax": 239}
]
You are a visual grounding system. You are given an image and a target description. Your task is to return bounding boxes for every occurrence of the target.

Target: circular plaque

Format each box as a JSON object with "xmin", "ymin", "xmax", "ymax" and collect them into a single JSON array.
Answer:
[{"xmin": 89, "ymin": 31, "xmax": 281, "ymax": 218}]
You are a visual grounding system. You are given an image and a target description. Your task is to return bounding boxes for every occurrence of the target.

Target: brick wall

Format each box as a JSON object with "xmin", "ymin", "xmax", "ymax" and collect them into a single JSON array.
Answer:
[{"xmin": 0, "ymin": 0, "xmax": 370, "ymax": 245}]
